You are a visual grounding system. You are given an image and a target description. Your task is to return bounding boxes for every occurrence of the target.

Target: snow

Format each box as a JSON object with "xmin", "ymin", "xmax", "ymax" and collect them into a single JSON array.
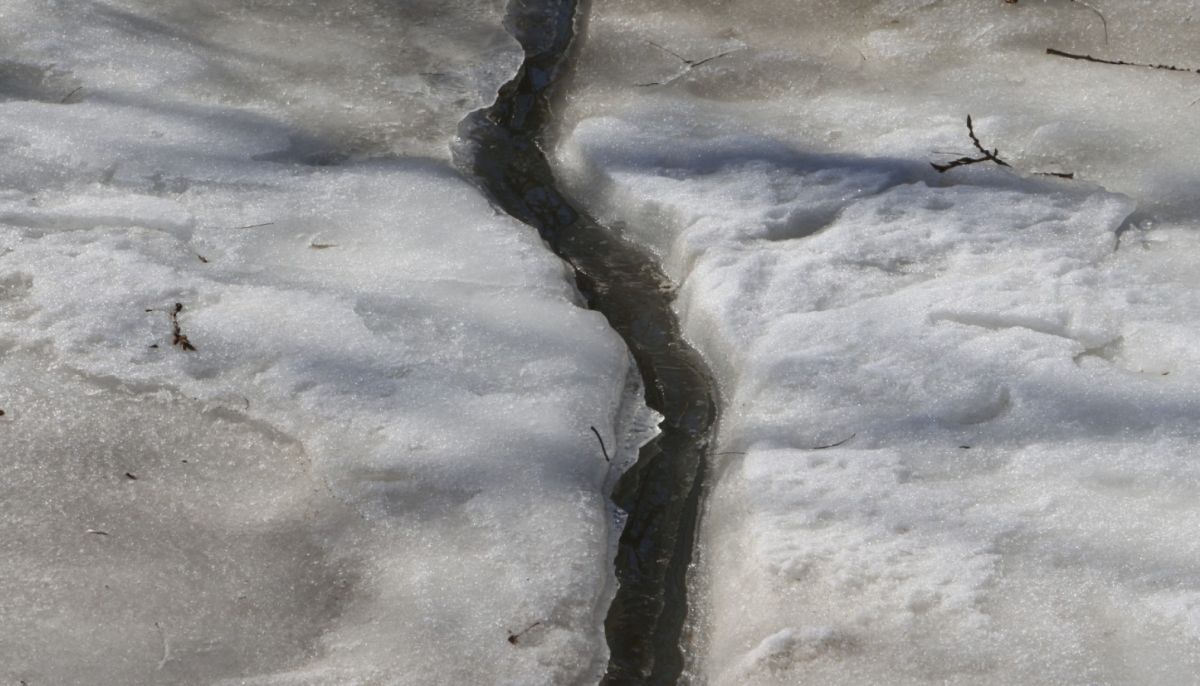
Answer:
[
  {"xmin": 0, "ymin": 1, "xmax": 655, "ymax": 684},
  {"xmin": 553, "ymin": 1, "xmax": 1200, "ymax": 682}
]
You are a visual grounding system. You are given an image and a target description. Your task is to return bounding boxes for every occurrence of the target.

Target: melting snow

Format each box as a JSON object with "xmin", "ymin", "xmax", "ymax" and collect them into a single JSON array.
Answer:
[{"xmin": 554, "ymin": 1, "xmax": 1200, "ymax": 682}]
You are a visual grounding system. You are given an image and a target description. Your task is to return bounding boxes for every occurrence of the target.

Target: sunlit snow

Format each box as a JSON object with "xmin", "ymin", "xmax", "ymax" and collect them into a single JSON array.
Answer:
[
  {"xmin": 0, "ymin": 1, "xmax": 653, "ymax": 684},
  {"xmin": 554, "ymin": 1, "xmax": 1200, "ymax": 683}
]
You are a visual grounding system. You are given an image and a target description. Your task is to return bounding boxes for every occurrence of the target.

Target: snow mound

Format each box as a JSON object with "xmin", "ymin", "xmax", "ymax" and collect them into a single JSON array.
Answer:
[{"xmin": 557, "ymin": 115, "xmax": 1200, "ymax": 683}]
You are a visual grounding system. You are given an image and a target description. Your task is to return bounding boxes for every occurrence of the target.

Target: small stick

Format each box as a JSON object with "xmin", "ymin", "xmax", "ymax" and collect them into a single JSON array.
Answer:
[
  {"xmin": 148, "ymin": 303, "xmax": 197, "ymax": 351},
  {"xmin": 169, "ymin": 303, "xmax": 196, "ymax": 351},
  {"xmin": 637, "ymin": 41, "xmax": 740, "ymax": 87},
  {"xmin": 232, "ymin": 222, "xmax": 275, "ymax": 230},
  {"xmin": 589, "ymin": 426, "xmax": 610, "ymax": 462},
  {"xmin": 1046, "ymin": 48, "xmax": 1200, "ymax": 75},
  {"xmin": 931, "ymin": 115, "xmax": 1011, "ymax": 173},
  {"xmin": 60, "ymin": 86, "xmax": 83, "ymax": 103},
  {"xmin": 965, "ymin": 115, "xmax": 1011, "ymax": 167},
  {"xmin": 1070, "ymin": 0, "xmax": 1108, "ymax": 45},
  {"xmin": 808, "ymin": 433, "xmax": 856, "ymax": 450},
  {"xmin": 508, "ymin": 620, "xmax": 542, "ymax": 645}
]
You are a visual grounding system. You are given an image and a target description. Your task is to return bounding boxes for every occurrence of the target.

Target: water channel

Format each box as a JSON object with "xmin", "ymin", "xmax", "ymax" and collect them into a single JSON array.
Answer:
[{"xmin": 454, "ymin": 1, "xmax": 719, "ymax": 682}]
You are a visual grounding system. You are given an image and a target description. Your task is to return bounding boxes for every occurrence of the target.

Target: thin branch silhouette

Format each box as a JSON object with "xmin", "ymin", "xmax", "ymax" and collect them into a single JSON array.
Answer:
[
  {"xmin": 637, "ymin": 41, "xmax": 741, "ymax": 87},
  {"xmin": 932, "ymin": 115, "xmax": 1074, "ymax": 179},
  {"xmin": 1046, "ymin": 47, "xmax": 1200, "ymax": 75},
  {"xmin": 931, "ymin": 115, "xmax": 1011, "ymax": 172}
]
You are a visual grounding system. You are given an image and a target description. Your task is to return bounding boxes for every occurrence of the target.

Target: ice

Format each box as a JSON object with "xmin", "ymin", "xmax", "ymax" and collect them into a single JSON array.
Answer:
[
  {"xmin": 0, "ymin": 1, "xmax": 653, "ymax": 684},
  {"xmin": 553, "ymin": 1, "xmax": 1200, "ymax": 682}
]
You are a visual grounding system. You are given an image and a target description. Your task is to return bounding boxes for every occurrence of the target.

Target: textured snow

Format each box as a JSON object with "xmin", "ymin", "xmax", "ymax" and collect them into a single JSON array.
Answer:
[
  {"xmin": 554, "ymin": 1, "xmax": 1200, "ymax": 683},
  {"xmin": 0, "ymin": 1, "xmax": 653, "ymax": 684}
]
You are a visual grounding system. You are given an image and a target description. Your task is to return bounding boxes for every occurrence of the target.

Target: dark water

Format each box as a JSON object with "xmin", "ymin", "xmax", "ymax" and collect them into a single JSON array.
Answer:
[{"xmin": 453, "ymin": 1, "xmax": 718, "ymax": 683}]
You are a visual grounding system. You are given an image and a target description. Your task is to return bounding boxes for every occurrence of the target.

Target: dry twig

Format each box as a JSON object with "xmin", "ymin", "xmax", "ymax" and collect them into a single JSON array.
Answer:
[
  {"xmin": 809, "ymin": 433, "xmax": 856, "ymax": 450},
  {"xmin": 508, "ymin": 621, "xmax": 542, "ymax": 645},
  {"xmin": 637, "ymin": 41, "xmax": 740, "ymax": 87},
  {"xmin": 148, "ymin": 303, "xmax": 197, "ymax": 351},
  {"xmin": 1046, "ymin": 47, "xmax": 1200, "ymax": 75},
  {"xmin": 932, "ymin": 115, "xmax": 1074, "ymax": 179},
  {"xmin": 931, "ymin": 115, "xmax": 1011, "ymax": 172},
  {"xmin": 168, "ymin": 303, "xmax": 196, "ymax": 351},
  {"xmin": 589, "ymin": 426, "xmax": 610, "ymax": 462}
]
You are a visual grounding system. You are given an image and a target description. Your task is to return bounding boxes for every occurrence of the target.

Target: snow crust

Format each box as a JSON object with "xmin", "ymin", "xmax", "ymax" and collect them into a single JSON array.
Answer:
[
  {"xmin": 1, "ymin": 0, "xmax": 523, "ymax": 161},
  {"xmin": 553, "ymin": 1, "xmax": 1200, "ymax": 682},
  {"xmin": 0, "ymin": 1, "xmax": 654, "ymax": 684}
]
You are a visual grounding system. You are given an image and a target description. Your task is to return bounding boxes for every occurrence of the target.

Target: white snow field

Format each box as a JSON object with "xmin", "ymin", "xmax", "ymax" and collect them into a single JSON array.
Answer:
[
  {"xmin": 552, "ymin": 1, "xmax": 1200, "ymax": 683},
  {"xmin": 0, "ymin": 1, "xmax": 655, "ymax": 684}
]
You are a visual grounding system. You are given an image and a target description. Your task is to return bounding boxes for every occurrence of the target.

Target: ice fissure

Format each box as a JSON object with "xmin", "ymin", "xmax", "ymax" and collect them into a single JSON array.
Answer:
[{"xmin": 453, "ymin": 0, "xmax": 718, "ymax": 683}]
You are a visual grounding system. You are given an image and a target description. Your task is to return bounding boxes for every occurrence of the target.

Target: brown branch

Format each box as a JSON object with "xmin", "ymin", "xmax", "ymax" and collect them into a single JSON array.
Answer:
[
  {"xmin": 1046, "ymin": 48, "xmax": 1200, "ymax": 75},
  {"xmin": 508, "ymin": 621, "xmax": 542, "ymax": 645},
  {"xmin": 589, "ymin": 426, "xmax": 610, "ymax": 462},
  {"xmin": 169, "ymin": 303, "xmax": 196, "ymax": 351},
  {"xmin": 148, "ymin": 303, "xmax": 197, "ymax": 351},
  {"xmin": 966, "ymin": 114, "xmax": 1011, "ymax": 167},
  {"xmin": 637, "ymin": 41, "xmax": 740, "ymax": 87},
  {"xmin": 931, "ymin": 115, "xmax": 1011, "ymax": 172},
  {"xmin": 931, "ymin": 154, "xmax": 994, "ymax": 173},
  {"xmin": 808, "ymin": 433, "xmax": 856, "ymax": 450}
]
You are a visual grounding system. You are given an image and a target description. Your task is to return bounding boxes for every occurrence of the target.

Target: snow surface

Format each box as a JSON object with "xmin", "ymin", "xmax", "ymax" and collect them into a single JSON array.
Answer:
[
  {"xmin": 0, "ymin": 1, "xmax": 655, "ymax": 684},
  {"xmin": 553, "ymin": 1, "xmax": 1200, "ymax": 683}
]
